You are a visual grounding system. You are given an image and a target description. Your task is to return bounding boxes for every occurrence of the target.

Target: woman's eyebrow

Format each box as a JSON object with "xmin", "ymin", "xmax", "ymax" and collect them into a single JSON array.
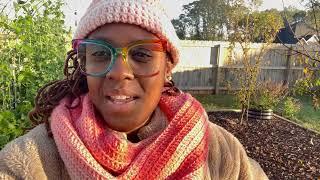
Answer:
[
  {"xmin": 89, "ymin": 37, "xmax": 114, "ymax": 44},
  {"xmin": 88, "ymin": 37, "xmax": 162, "ymax": 47}
]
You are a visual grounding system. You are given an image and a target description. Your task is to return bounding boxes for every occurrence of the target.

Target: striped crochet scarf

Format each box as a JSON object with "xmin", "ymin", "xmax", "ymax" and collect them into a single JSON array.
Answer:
[{"xmin": 50, "ymin": 92, "xmax": 209, "ymax": 179}]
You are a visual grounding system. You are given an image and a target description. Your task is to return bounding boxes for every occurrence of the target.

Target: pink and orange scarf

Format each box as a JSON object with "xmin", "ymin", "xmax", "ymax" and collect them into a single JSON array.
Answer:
[{"xmin": 50, "ymin": 92, "xmax": 209, "ymax": 179}]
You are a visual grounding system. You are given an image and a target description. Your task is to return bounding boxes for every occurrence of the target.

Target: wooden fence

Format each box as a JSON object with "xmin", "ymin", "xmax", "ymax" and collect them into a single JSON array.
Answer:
[{"xmin": 172, "ymin": 40, "xmax": 319, "ymax": 94}]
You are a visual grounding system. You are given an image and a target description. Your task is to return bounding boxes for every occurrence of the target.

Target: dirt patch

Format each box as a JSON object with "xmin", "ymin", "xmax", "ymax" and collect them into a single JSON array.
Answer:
[{"xmin": 207, "ymin": 111, "xmax": 320, "ymax": 180}]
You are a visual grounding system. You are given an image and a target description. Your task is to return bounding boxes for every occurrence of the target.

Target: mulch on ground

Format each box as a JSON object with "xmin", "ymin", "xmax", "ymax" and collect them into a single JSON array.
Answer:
[{"xmin": 207, "ymin": 111, "xmax": 320, "ymax": 180}]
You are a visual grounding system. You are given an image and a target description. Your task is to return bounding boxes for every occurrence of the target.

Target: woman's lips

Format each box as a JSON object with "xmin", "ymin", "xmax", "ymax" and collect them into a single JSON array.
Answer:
[
  {"xmin": 104, "ymin": 96, "xmax": 139, "ymax": 112},
  {"xmin": 106, "ymin": 96, "xmax": 137, "ymax": 104}
]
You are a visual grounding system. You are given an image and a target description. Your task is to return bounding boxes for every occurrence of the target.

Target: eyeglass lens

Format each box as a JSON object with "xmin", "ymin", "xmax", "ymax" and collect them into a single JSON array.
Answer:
[{"xmin": 77, "ymin": 42, "xmax": 163, "ymax": 76}]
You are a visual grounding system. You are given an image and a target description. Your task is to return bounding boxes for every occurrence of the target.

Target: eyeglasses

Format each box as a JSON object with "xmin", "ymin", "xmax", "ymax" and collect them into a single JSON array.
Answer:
[{"xmin": 72, "ymin": 39, "xmax": 167, "ymax": 78}]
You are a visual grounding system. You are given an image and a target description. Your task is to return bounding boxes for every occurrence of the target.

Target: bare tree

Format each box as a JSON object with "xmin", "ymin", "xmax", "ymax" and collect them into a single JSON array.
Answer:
[{"xmin": 280, "ymin": 0, "xmax": 320, "ymax": 109}]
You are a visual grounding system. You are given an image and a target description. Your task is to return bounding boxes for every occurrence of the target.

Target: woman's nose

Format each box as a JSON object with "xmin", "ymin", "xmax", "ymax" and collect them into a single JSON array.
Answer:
[{"xmin": 105, "ymin": 53, "xmax": 134, "ymax": 80}]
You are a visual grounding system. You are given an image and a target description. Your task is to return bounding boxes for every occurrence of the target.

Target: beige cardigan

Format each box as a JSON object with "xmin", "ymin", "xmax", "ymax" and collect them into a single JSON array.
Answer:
[{"xmin": 0, "ymin": 123, "xmax": 268, "ymax": 180}]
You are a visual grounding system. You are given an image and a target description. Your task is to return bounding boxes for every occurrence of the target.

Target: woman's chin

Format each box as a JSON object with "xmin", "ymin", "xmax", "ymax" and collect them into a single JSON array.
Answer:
[{"xmin": 103, "ymin": 117, "xmax": 148, "ymax": 134}]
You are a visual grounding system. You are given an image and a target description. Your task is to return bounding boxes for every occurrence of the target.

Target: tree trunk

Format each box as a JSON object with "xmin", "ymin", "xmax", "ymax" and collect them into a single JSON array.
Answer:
[{"xmin": 239, "ymin": 105, "xmax": 246, "ymax": 125}]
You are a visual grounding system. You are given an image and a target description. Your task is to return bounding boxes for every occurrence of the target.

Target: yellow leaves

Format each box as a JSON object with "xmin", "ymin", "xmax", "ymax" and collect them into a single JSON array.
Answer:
[{"xmin": 303, "ymin": 67, "xmax": 309, "ymax": 75}]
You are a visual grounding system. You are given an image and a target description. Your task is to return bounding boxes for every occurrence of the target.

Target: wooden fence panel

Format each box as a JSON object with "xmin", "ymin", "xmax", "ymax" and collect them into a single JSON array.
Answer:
[
  {"xmin": 172, "ymin": 41, "xmax": 318, "ymax": 94},
  {"xmin": 173, "ymin": 67, "xmax": 214, "ymax": 88}
]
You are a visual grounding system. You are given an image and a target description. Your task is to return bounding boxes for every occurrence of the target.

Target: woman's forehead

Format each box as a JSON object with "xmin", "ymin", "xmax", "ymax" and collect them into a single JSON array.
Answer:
[{"xmin": 88, "ymin": 23, "xmax": 159, "ymax": 46}]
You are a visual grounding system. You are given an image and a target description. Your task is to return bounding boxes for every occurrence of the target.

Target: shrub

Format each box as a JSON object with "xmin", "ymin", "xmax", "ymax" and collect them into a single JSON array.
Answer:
[
  {"xmin": 293, "ymin": 77, "xmax": 320, "ymax": 109},
  {"xmin": 281, "ymin": 97, "xmax": 301, "ymax": 119},
  {"xmin": 0, "ymin": 0, "xmax": 70, "ymax": 149},
  {"xmin": 293, "ymin": 78, "xmax": 313, "ymax": 96},
  {"xmin": 250, "ymin": 81, "xmax": 288, "ymax": 111}
]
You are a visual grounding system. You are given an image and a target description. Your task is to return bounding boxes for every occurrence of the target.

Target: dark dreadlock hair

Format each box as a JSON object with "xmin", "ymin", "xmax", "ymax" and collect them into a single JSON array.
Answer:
[
  {"xmin": 28, "ymin": 49, "xmax": 179, "ymax": 137},
  {"xmin": 28, "ymin": 50, "xmax": 87, "ymax": 136}
]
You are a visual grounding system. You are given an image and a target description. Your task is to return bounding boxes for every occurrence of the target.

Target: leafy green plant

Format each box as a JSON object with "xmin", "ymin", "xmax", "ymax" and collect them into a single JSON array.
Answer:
[
  {"xmin": 281, "ymin": 97, "xmax": 301, "ymax": 119},
  {"xmin": 293, "ymin": 78, "xmax": 312, "ymax": 96},
  {"xmin": 293, "ymin": 77, "xmax": 320, "ymax": 110},
  {"xmin": 294, "ymin": 77, "xmax": 320, "ymax": 95},
  {"xmin": 0, "ymin": 0, "xmax": 71, "ymax": 149},
  {"xmin": 250, "ymin": 81, "xmax": 288, "ymax": 111}
]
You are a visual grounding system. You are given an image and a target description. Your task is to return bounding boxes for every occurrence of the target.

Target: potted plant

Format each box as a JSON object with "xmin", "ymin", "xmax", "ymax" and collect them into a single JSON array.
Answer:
[{"xmin": 248, "ymin": 81, "xmax": 288, "ymax": 120}]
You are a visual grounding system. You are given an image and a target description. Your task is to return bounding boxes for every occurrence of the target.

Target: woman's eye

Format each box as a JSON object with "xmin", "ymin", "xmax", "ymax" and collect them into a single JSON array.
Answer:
[
  {"xmin": 92, "ymin": 51, "xmax": 110, "ymax": 57},
  {"xmin": 130, "ymin": 49, "xmax": 153, "ymax": 62},
  {"xmin": 134, "ymin": 52, "xmax": 152, "ymax": 58}
]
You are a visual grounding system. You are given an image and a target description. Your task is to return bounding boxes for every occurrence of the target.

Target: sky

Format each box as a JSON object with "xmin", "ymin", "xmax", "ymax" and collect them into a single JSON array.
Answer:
[
  {"xmin": 261, "ymin": 0, "xmax": 305, "ymax": 11},
  {"xmin": 62, "ymin": 0, "xmax": 195, "ymax": 29},
  {"xmin": 2, "ymin": 0, "xmax": 306, "ymax": 30}
]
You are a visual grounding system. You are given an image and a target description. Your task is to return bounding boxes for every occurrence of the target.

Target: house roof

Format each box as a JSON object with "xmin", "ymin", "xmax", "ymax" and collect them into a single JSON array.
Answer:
[
  {"xmin": 292, "ymin": 21, "xmax": 317, "ymax": 37},
  {"xmin": 274, "ymin": 21, "xmax": 318, "ymax": 44}
]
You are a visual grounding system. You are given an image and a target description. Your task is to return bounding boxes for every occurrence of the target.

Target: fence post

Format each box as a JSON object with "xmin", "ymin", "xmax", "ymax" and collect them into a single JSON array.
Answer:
[
  {"xmin": 284, "ymin": 46, "xmax": 293, "ymax": 85},
  {"xmin": 212, "ymin": 44, "xmax": 221, "ymax": 94}
]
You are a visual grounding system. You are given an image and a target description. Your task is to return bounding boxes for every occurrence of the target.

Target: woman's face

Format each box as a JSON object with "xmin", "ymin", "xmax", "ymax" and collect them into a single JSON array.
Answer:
[{"xmin": 86, "ymin": 23, "xmax": 172, "ymax": 133}]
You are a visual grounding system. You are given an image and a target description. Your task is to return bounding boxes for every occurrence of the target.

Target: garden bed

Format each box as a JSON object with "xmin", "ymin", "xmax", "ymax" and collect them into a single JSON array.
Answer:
[{"xmin": 208, "ymin": 111, "xmax": 320, "ymax": 179}]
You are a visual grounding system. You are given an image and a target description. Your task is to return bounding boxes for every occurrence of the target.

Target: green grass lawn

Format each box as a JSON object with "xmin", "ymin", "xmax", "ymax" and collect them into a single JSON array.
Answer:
[
  {"xmin": 193, "ymin": 94, "xmax": 320, "ymax": 133},
  {"xmin": 293, "ymin": 96, "xmax": 320, "ymax": 133},
  {"xmin": 193, "ymin": 94, "xmax": 239, "ymax": 110}
]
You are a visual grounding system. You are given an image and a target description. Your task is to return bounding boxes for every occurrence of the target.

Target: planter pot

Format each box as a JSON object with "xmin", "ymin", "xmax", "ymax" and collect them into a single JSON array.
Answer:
[{"xmin": 248, "ymin": 109, "xmax": 273, "ymax": 120}]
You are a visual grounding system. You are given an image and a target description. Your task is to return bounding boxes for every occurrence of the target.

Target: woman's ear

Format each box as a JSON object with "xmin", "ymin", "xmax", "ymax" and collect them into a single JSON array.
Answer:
[{"xmin": 165, "ymin": 56, "xmax": 174, "ymax": 78}]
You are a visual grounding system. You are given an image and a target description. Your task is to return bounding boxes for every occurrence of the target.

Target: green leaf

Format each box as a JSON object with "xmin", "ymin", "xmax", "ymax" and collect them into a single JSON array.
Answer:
[
  {"xmin": 0, "ymin": 0, "xmax": 70, "ymax": 148},
  {"xmin": 0, "ymin": 135, "xmax": 10, "ymax": 148}
]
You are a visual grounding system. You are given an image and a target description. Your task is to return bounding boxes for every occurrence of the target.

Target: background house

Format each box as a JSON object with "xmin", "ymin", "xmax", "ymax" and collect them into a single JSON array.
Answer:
[{"xmin": 275, "ymin": 20, "xmax": 319, "ymax": 44}]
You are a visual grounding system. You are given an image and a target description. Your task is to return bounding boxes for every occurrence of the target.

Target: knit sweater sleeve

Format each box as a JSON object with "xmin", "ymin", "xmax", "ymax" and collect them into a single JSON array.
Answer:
[
  {"xmin": 0, "ymin": 124, "xmax": 70, "ymax": 180},
  {"xmin": 207, "ymin": 122, "xmax": 268, "ymax": 180}
]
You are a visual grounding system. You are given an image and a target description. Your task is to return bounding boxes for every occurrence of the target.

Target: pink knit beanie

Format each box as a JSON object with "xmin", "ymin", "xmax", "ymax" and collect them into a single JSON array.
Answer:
[{"xmin": 73, "ymin": 0, "xmax": 181, "ymax": 67}]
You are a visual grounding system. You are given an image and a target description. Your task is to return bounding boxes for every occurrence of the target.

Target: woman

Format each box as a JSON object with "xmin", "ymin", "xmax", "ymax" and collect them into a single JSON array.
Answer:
[{"xmin": 0, "ymin": 0, "xmax": 268, "ymax": 179}]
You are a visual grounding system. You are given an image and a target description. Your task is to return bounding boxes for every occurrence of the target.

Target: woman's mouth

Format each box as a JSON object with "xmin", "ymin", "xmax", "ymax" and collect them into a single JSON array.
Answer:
[
  {"xmin": 104, "ymin": 95, "xmax": 138, "ymax": 113},
  {"xmin": 107, "ymin": 95, "xmax": 137, "ymax": 104}
]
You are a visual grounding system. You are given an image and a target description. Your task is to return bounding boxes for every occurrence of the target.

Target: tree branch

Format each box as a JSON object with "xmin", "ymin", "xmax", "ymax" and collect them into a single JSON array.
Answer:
[
  {"xmin": 276, "ymin": 34, "xmax": 320, "ymax": 63},
  {"xmin": 310, "ymin": 0, "xmax": 320, "ymax": 41},
  {"xmin": 279, "ymin": 5, "xmax": 320, "ymax": 64}
]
